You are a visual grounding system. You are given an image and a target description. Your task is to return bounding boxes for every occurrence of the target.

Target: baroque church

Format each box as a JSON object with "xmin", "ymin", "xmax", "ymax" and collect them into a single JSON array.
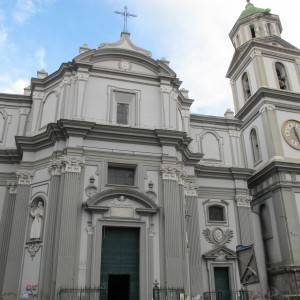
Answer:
[{"xmin": 0, "ymin": 1, "xmax": 300, "ymax": 299}]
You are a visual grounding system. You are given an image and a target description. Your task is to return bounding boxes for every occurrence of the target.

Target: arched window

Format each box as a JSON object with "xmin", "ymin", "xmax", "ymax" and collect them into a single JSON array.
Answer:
[
  {"xmin": 250, "ymin": 128, "xmax": 261, "ymax": 163},
  {"xmin": 242, "ymin": 72, "xmax": 252, "ymax": 100},
  {"xmin": 275, "ymin": 62, "xmax": 289, "ymax": 90},
  {"xmin": 208, "ymin": 205, "xmax": 225, "ymax": 222},
  {"xmin": 250, "ymin": 25, "xmax": 256, "ymax": 38}
]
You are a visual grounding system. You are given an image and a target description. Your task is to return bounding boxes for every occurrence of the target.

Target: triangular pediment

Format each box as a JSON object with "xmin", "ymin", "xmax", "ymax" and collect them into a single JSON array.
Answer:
[{"xmin": 203, "ymin": 246, "xmax": 237, "ymax": 261}]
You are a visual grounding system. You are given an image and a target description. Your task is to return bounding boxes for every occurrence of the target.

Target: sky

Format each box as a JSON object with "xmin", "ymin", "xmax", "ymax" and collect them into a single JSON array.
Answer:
[{"xmin": 0, "ymin": 0, "xmax": 299, "ymax": 116}]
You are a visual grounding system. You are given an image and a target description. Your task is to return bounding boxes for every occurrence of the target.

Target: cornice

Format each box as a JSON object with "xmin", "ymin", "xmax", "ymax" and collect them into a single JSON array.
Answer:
[
  {"xmin": 12, "ymin": 119, "xmax": 202, "ymax": 166},
  {"xmin": 195, "ymin": 164, "xmax": 253, "ymax": 180},
  {"xmin": 0, "ymin": 149, "xmax": 22, "ymax": 163},
  {"xmin": 248, "ymin": 160, "xmax": 300, "ymax": 189},
  {"xmin": 236, "ymin": 88, "xmax": 300, "ymax": 121},
  {"xmin": 190, "ymin": 114, "xmax": 242, "ymax": 128},
  {"xmin": 0, "ymin": 93, "xmax": 32, "ymax": 105},
  {"xmin": 227, "ymin": 37, "xmax": 300, "ymax": 78}
]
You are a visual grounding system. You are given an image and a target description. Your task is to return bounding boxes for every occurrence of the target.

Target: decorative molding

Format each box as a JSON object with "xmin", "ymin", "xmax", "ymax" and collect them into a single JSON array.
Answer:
[
  {"xmin": 16, "ymin": 170, "xmax": 34, "ymax": 185},
  {"xmin": 7, "ymin": 180, "xmax": 17, "ymax": 194},
  {"xmin": 118, "ymin": 60, "xmax": 132, "ymax": 71},
  {"xmin": 259, "ymin": 103, "xmax": 276, "ymax": 114},
  {"xmin": 183, "ymin": 179, "xmax": 197, "ymax": 197},
  {"xmin": 61, "ymin": 155, "xmax": 85, "ymax": 173},
  {"xmin": 235, "ymin": 194, "xmax": 252, "ymax": 207},
  {"xmin": 48, "ymin": 158, "xmax": 63, "ymax": 176},
  {"xmin": 160, "ymin": 164, "xmax": 179, "ymax": 181},
  {"xmin": 203, "ymin": 227, "xmax": 234, "ymax": 247},
  {"xmin": 26, "ymin": 242, "xmax": 42, "ymax": 259},
  {"xmin": 85, "ymin": 176, "xmax": 98, "ymax": 197},
  {"xmin": 160, "ymin": 85, "xmax": 172, "ymax": 94},
  {"xmin": 86, "ymin": 224, "xmax": 95, "ymax": 235},
  {"xmin": 32, "ymin": 91, "xmax": 44, "ymax": 99}
]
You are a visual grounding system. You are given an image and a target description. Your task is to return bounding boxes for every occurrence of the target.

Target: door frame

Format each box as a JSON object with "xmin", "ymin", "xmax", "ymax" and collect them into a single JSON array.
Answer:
[
  {"xmin": 91, "ymin": 219, "xmax": 148, "ymax": 300},
  {"xmin": 207, "ymin": 262, "xmax": 237, "ymax": 293}
]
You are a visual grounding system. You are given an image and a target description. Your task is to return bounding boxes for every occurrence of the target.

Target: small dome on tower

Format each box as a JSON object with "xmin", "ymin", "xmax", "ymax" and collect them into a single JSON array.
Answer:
[{"xmin": 239, "ymin": 1, "xmax": 271, "ymax": 20}]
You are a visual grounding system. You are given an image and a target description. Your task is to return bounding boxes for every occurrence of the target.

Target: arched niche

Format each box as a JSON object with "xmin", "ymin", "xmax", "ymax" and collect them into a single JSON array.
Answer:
[
  {"xmin": 85, "ymin": 188, "xmax": 159, "ymax": 218},
  {"xmin": 40, "ymin": 92, "xmax": 58, "ymax": 128},
  {"xmin": 200, "ymin": 131, "xmax": 223, "ymax": 162}
]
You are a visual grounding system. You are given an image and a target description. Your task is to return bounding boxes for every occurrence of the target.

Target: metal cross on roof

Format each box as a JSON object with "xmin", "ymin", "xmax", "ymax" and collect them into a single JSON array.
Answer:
[{"xmin": 114, "ymin": 6, "xmax": 137, "ymax": 33}]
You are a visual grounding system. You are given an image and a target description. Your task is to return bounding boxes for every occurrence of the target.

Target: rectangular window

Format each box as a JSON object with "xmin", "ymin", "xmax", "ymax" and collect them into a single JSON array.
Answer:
[
  {"xmin": 108, "ymin": 165, "xmax": 135, "ymax": 186},
  {"xmin": 117, "ymin": 103, "xmax": 129, "ymax": 124},
  {"xmin": 115, "ymin": 92, "xmax": 135, "ymax": 125}
]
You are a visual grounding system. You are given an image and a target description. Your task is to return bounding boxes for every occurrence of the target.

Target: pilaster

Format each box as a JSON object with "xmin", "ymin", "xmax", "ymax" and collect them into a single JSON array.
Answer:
[
  {"xmin": 0, "ymin": 181, "xmax": 17, "ymax": 295},
  {"xmin": 259, "ymin": 104, "xmax": 284, "ymax": 158},
  {"xmin": 235, "ymin": 194, "xmax": 253, "ymax": 246},
  {"xmin": 184, "ymin": 179, "xmax": 202, "ymax": 298},
  {"xmin": 160, "ymin": 164, "xmax": 184, "ymax": 289},
  {"xmin": 251, "ymin": 49, "xmax": 268, "ymax": 88},
  {"xmin": 160, "ymin": 85, "xmax": 172, "ymax": 129},
  {"xmin": 39, "ymin": 160, "xmax": 62, "ymax": 300},
  {"xmin": 2, "ymin": 171, "xmax": 33, "ymax": 298},
  {"xmin": 55, "ymin": 155, "xmax": 85, "ymax": 290}
]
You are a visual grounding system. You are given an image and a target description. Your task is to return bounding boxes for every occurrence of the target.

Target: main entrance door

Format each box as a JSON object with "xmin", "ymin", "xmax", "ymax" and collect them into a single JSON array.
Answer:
[
  {"xmin": 214, "ymin": 267, "xmax": 230, "ymax": 300},
  {"xmin": 100, "ymin": 227, "xmax": 139, "ymax": 300}
]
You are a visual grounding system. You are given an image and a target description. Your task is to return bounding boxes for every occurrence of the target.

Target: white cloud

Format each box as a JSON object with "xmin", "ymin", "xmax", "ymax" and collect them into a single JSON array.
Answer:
[
  {"xmin": 107, "ymin": 0, "xmax": 300, "ymax": 115},
  {"xmin": 35, "ymin": 47, "xmax": 46, "ymax": 69},
  {"xmin": 0, "ymin": 27, "xmax": 7, "ymax": 44},
  {"xmin": 0, "ymin": 78, "xmax": 29, "ymax": 94},
  {"xmin": 13, "ymin": 0, "xmax": 55, "ymax": 23}
]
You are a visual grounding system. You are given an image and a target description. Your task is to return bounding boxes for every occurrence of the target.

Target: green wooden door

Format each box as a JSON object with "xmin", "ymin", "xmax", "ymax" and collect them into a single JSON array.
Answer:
[
  {"xmin": 100, "ymin": 227, "xmax": 139, "ymax": 300},
  {"xmin": 214, "ymin": 267, "xmax": 230, "ymax": 300}
]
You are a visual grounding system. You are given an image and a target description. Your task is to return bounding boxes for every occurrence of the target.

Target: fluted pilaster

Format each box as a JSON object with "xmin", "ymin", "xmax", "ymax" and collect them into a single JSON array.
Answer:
[
  {"xmin": 2, "ymin": 171, "xmax": 33, "ymax": 297},
  {"xmin": 55, "ymin": 155, "xmax": 84, "ymax": 290},
  {"xmin": 39, "ymin": 161, "xmax": 62, "ymax": 300},
  {"xmin": 0, "ymin": 181, "xmax": 17, "ymax": 295}
]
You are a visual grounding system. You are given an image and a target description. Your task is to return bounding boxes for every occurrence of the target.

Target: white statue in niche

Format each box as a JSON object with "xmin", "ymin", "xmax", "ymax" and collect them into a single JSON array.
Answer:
[{"xmin": 30, "ymin": 200, "xmax": 44, "ymax": 240}]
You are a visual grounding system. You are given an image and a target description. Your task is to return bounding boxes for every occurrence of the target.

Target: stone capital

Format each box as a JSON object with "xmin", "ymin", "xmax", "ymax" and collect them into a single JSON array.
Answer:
[
  {"xmin": 160, "ymin": 85, "xmax": 172, "ymax": 94},
  {"xmin": 61, "ymin": 155, "xmax": 85, "ymax": 173},
  {"xmin": 48, "ymin": 158, "xmax": 63, "ymax": 176},
  {"xmin": 7, "ymin": 180, "xmax": 17, "ymax": 194},
  {"xmin": 235, "ymin": 194, "xmax": 252, "ymax": 208},
  {"xmin": 160, "ymin": 164, "xmax": 179, "ymax": 181},
  {"xmin": 259, "ymin": 103, "xmax": 276, "ymax": 114},
  {"xmin": 16, "ymin": 170, "xmax": 34, "ymax": 185}
]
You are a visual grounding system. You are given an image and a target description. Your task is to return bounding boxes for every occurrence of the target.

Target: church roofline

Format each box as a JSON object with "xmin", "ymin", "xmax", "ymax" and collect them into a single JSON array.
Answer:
[
  {"xmin": 190, "ymin": 114, "xmax": 242, "ymax": 127},
  {"xmin": 0, "ymin": 93, "xmax": 32, "ymax": 105}
]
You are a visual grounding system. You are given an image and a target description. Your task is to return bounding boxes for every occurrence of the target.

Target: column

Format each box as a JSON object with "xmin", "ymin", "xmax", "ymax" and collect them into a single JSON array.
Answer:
[
  {"xmin": 2, "ymin": 171, "xmax": 33, "ymax": 298},
  {"xmin": 184, "ymin": 180, "xmax": 202, "ymax": 298},
  {"xmin": 161, "ymin": 164, "xmax": 184, "ymax": 289},
  {"xmin": 0, "ymin": 181, "xmax": 17, "ymax": 295},
  {"xmin": 251, "ymin": 49, "xmax": 268, "ymax": 88},
  {"xmin": 55, "ymin": 155, "xmax": 84, "ymax": 290},
  {"xmin": 39, "ymin": 160, "xmax": 62, "ymax": 300}
]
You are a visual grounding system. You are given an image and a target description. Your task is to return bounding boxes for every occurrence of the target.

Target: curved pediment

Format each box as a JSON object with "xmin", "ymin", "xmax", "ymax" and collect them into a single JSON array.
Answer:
[
  {"xmin": 85, "ymin": 188, "xmax": 158, "ymax": 216},
  {"xmin": 74, "ymin": 33, "xmax": 176, "ymax": 78}
]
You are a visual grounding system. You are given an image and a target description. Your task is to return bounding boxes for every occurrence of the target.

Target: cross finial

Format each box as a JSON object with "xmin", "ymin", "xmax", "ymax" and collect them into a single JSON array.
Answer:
[
  {"xmin": 114, "ymin": 6, "xmax": 137, "ymax": 33},
  {"xmin": 246, "ymin": 0, "xmax": 251, "ymax": 3}
]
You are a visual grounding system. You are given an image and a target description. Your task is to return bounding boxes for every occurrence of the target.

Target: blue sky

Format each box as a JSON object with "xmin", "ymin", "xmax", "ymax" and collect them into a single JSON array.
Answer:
[{"xmin": 0, "ymin": 0, "xmax": 299, "ymax": 116}]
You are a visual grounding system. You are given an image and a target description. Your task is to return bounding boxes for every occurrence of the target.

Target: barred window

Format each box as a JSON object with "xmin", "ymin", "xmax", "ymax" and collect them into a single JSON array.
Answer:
[
  {"xmin": 208, "ymin": 205, "xmax": 225, "ymax": 222},
  {"xmin": 117, "ymin": 103, "xmax": 129, "ymax": 125},
  {"xmin": 108, "ymin": 165, "xmax": 135, "ymax": 186}
]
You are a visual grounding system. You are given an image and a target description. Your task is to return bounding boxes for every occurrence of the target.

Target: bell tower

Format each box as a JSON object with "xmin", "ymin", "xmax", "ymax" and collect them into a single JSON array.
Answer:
[{"xmin": 227, "ymin": 1, "xmax": 300, "ymax": 298}]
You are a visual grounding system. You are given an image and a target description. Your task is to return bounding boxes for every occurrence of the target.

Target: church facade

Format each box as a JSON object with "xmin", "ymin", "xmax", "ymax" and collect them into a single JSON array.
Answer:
[{"xmin": 0, "ymin": 2, "xmax": 300, "ymax": 299}]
